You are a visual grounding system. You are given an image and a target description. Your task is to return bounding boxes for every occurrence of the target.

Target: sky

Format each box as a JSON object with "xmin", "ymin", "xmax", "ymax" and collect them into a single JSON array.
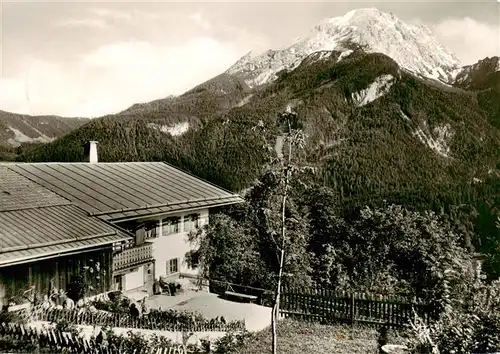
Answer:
[{"xmin": 0, "ymin": 0, "xmax": 499, "ymax": 118}]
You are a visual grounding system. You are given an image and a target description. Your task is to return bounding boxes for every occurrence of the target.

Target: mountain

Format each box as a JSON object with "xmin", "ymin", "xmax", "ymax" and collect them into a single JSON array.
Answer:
[
  {"xmin": 226, "ymin": 8, "xmax": 461, "ymax": 87},
  {"xmin": 12, "ymin": 9, "xmax": 500, "ymax": 211},
  {"xmin": 453, "ymin": 56, "xmax": 500, "ymax": 91},
  {"xmin": 6, "ymin": 6, "xmax": 500, "ymax": 282},
  {"xmin": 17, "ymin": 48, "xmax": 500, "ymax": 192},
  {"xmin": 0, "ymin": 110, "xmax": 89, "ymax": 148},
  {"xmin": 450, "ymin": 56, "xmax": 500, "ymax": 130}
]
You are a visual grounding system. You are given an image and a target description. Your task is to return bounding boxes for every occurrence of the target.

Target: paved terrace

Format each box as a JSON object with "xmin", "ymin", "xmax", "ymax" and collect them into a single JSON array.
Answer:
[{"xmin": 145, "ymin": 290, "xmax": 272, "ymax": 332}]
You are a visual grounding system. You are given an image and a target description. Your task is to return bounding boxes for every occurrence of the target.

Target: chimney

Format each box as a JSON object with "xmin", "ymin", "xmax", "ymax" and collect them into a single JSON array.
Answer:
[{"xmin": 84, "ymin": 141, "xmax": 98, "ymax": 163}]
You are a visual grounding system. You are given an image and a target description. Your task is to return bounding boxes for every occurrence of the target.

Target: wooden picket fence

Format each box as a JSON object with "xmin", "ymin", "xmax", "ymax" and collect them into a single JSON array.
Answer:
[
  {"xmin": 0, "ymin": 321, "xmax": 191, "ymax": 353},
  {"xmin": 25, "ymin": 306, "xmax": 245, "ymax": 332},
  {"xmin": 280, "ymin": 287, "xmax": 438, "ymax": 327}
]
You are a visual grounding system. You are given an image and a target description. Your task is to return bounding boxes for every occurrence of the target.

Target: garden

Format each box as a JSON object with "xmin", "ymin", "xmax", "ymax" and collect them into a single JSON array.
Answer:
[{"xmin": 0, "ymin": 284, "xmax": 248, "ymax": 354}]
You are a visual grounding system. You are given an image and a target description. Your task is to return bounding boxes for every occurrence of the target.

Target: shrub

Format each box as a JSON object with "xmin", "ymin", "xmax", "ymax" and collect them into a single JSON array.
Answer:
[
  {"xmin": 89, "ymin": 296, "xmax": 131, "ymax": 314},
  {"xmin": 406, "ymin": 280, "xmax": 500, "ymax": 353},
  {"xmin": 211, "ymin": 331, "xmax": 253, "ymax": 354},
  {"xmin": 0, "ymin": 309, "xmax": 23, "ymax": 324},
  {"xmin": 53, "ymin": 319, "xmax": 81, "ymax": 338},
  {"xmin": 66, "ymin": 275, "xmax": 85, "ymax": 302},
  {"xmin": 99, "ymin": 328, "xmax": 203, "ymax": 353},
  {"xmin": 102, "ymin": 327, "xmax": 153, "ymax": 353}
]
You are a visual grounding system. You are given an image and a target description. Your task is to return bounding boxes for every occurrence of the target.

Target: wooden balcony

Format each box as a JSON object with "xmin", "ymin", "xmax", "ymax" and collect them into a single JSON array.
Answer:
[{"xmin": 113, "ymin": 242, "xmax": 153, "ymax": 273}]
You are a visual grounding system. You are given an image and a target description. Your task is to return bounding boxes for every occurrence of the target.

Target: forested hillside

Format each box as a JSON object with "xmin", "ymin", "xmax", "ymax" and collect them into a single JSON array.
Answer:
[
  {"xmin": 14, "ymin": 49, "xmax": 500, "ymax": 277},
  {"xmin": 0, "ymin": 110, "xmax": 89, "ymax": 150},
  {"xmin": 453, "ymin": 56, "xmax": 500, "ymax": 129},
  {"xmin": 17, "ymin": 50, "xmax": 500, "ymax": 195}
]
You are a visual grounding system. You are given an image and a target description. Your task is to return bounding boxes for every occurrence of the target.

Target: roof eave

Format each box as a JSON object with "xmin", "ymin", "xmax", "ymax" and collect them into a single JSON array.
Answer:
[
  {"xmin": 0, "ymin": 235, "xmax": 131, "ymax": 268},
  {"xmin": 103, "ymin": 197, "xmax": 245, "ymax": 223}
]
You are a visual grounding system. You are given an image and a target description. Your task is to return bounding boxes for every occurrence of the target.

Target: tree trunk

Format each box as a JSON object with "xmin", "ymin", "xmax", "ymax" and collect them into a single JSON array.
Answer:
[
  {"xmin": 272, "ymin": 246, "xmax": 286, "ymax": 354},
  {"xmin": 272, "ymin": 120, "xmax": 293, "ymax": 354}
]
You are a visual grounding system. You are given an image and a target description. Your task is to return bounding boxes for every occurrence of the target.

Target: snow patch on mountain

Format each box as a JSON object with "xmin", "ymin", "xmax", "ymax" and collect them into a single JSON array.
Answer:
[
  {"xmin": 227, "ymin": 8, "xmax": 460, "ymax": 87},
  {"xmin": 309, "ymin": 51, "xmax": 333, "ymax": 63},
  {"xmin": 413, "ymin": 123, "xmax": 453, "ymax": 157},
  {"xmin": 251, "ymin": 70, "xmax": 280, "ymax": 87},
  {"xmin": 352, "ymin": 74, "xmax": 395, "ymax": 106},
  {"xmin": 148, "ymin": 122, "xmax": 190, "ymax": 136},
  {"xmin": 449, "ymin": 67, "xmax": 463, "ymax": 82},
  {"xmin": 6, "ymin": 127, "xmax": 55, "ymax": 147},
  {"xmin": 338, "ymin": 50, "xmax": 353, "ymax": 62}
]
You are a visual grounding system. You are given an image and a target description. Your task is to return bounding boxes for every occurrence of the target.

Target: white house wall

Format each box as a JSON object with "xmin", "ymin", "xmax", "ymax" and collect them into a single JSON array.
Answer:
[
  {"xmin": 150, "ymin": 209, "xmax": 209, "ymax": 279},
  {"xmin": 123, "ymin": 265, "xmax": 145, "ymax": 291}
]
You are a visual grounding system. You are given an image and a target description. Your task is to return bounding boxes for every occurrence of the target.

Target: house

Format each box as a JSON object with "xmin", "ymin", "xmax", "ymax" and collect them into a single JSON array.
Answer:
[
  {"xmin": 2, "ymin": 142, "xmax": 244, "ymax": 296},
  {"xmin": 0, "ymin": 166, "xmax": 132, "ymax": 309}
]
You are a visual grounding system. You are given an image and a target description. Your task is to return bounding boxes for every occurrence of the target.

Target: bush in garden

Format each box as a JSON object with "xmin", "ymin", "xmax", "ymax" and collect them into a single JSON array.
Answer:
[
  {"xmin": 211, "ymin": 331, "xmax": 253, "ymax": 354},
  {"xmin": 65, "ymin": 300, "xmax": 244, "ymax": 330},
  {"xmin": 101, "ymin": 327, "xmax": 151, "ymax": 353},
  {"xmin": 108, "ymin": 291, "xmax": 122, "ymax": 303},
  {"xmin": 406, "ymin": 279, "xmax": 500, "ymax": 354},
  {"xmin": 0, "ymin": 337, "xmax": 39, "ymax": 353},
  {"xmin": 96, "ymin": 328, "xmax": 203, "ymax": 353},
  {"xmin": 408, "ymin": 311, "xmax": 500, "ymax": 354},
  {"xmin": 89, "ymin": 294, "xmax": 131, "ymax": 314},
  {"xmin": 472, "ymin": 311, "xmax": 500, "ymax": 353},
  {"xmin": 66, "ymin": 275, "xmax": 86, "ymax": 302},
  {"xmin": 53, "ymin": 319, "xmax": 81, "ymax": 338},
  {"xmin": 0, "ymin": 308, "xmax": 24, "ymax": 324}
]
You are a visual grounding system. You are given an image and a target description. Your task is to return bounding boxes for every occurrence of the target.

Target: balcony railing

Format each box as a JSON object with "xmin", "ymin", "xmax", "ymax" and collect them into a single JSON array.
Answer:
[{"xmin": 113, "ymin": 242, "xmax": 153, "ymax": 272}]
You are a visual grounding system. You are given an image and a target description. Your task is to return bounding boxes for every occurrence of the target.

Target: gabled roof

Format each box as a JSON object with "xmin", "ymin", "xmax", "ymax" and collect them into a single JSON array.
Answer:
[
  {"xmin": 7, "ymin": 162, "xmax": 244, "ymax": 222},
  {"xmin": 0, "ymin": 165, "xmax": 133, "ymax": 266}
]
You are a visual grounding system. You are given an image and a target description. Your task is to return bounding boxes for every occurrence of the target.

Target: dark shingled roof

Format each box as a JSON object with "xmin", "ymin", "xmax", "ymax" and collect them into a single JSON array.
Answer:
[{"xmin": 8, "ymin": 162, "xmax": 244, "ymax": 222}]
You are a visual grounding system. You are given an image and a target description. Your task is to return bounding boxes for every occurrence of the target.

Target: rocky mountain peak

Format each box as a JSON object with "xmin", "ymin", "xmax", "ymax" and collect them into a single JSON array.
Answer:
[{"xmin": 226, "ymin": 8, "xmax": 461, "ymax": 87}]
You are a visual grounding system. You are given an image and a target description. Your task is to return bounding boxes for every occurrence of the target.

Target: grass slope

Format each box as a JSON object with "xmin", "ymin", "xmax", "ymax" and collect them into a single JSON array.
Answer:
[{"xmin": 235, "ymin": 320, "xmax": 403, "ymax": 354}]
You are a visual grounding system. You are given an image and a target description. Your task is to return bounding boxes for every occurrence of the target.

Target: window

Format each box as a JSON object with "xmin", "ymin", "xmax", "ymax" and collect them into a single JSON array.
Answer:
[
  {"xmin": 144, "ymin": 221, "xmax": 158, "ymax": 239},
  {"xmin": 167, "ymin": 258, "xmax": 179, "ymax": 274},
  {"xmin": 190, "ymin": 251, "xmax": 200, "ymax": 269},
  {"xmin": 184, "ymin": 213, "xmax": 200, "ymax": 232},
  {"xmin": 162, "ymin": 217, "xmax": 180, "ymax": 235}
]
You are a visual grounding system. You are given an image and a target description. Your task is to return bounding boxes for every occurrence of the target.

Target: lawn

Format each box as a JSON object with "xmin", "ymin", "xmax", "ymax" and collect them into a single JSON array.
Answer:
[{"xmin": 235, "ymin": 320, "xmax": 405, "ymax": 354}]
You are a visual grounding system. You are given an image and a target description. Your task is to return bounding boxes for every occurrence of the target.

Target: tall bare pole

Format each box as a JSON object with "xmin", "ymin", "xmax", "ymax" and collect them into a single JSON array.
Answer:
[{"xmin": 271, "ymin": 113, "xmax": 293, "ymax": 354}]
